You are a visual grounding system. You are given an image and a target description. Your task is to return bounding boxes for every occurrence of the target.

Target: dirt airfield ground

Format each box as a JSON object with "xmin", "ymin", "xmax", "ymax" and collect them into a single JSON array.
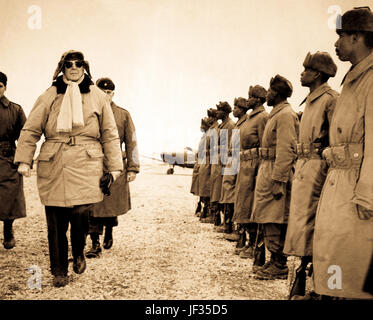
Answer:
[{"xmin": 0, "ymin": 160, "xmax": 289, "ymax": 300}]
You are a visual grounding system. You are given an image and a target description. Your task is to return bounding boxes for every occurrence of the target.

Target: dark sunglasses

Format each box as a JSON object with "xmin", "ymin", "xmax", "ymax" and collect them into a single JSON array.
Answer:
[{"xmin": 64, "ymin": 61, "xmax": 83, "ymax": 69}]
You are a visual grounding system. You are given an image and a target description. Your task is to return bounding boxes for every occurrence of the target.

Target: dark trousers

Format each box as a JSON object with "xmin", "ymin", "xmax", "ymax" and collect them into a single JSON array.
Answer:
[
  {"xmin": 88, "ymin": 216, "xmax": 118, "ymax": 235},
  {"xmin": 263, "ymin": 223, "xmax": 287, "ymax": 255},
  {"xmin": 45, "ymin": 205, "xmax": 91, "ymax": 276}
]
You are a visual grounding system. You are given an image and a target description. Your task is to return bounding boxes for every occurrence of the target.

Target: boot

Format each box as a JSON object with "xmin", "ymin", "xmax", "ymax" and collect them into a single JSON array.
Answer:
[
  {"xmin": 239, "ymin": 231, "xmax": 256, "ymax": 259},
  {"xmin": 103, "ymin": 227, "xmax": 113, "ymax": 249},
  {"xmin": 234, "ymin": 227, "xmax": 247, "ymax": 255},
  {"xmin": 254, "ymin": 252, "xmax": 288, "ymax": 280},
  {"xmin": 223, "ymin": 204, "xmax": 233, "ymax": 234},
  {"xmin": 73, "ymin": 255, "xmax": 87, "ymax": 274},
  {"xmin": 288, "ymin": 256, "xmax": 311, "ymax": 300},
  {"xmin": 53, "ymin": 275, "xmax": 69, "ymax": 287},
  {"xmin": 199, "ymin": 201, "xmax": 209, "ymax": 222},
  {"xmin": 253, "ymin": 241, "xmax": 265, "ymax": 267},
  {"xmin": 252, "ymin": 253, "xmax": 273, "ymax": 274},
  {"xmin": 213, "ymin": 204, "xmax": 221, "ymax": 227},
  {"xmin": 225, "ymin": 224, "xmax": 240, "ymax": 241},
  {"xmin": 86, "ymin": 233, "xmax": 102, "ymax": 258},
  {"xmin": 3, "ymin": 220, "xmax": 15, "ymax": 250}
]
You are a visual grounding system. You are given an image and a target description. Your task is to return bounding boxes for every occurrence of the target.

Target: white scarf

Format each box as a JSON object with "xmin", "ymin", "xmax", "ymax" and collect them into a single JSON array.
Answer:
[{"xmin": 56, "ymin": 75, "xmax": 85, "ymax": 133}]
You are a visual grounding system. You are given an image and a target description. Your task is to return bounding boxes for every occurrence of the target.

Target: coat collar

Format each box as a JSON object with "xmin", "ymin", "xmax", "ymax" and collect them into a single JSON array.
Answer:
[
  {"xmin": 235, "ymin": 114, "xmax": 247, "ymax": 127},
  {"xmin": 218, "ymin": 116, "xmax": 231, "ymax": 128},
  {"xmin": 268, "ymin": 101, "xmax": 289, "ymax": 118},
  {"xmin": 299, "ymin": 83, "xmax": 332, "ymax": 107},
  {"xmin": 0, "ymin": 96, "xmax": 10, "ymax": 108},
  {"xmin": 248, "ymin": 105, "xmax": 265, "ymax": 118},
  {"xmin": 209, "ymin": 120, "xmax": 219, "ymax": 129},
  {"xmin": 52, "ymin": 74, "xmax": 93, "ymax": 94},
  {"xmin": 341, "ymin": 51, "xmax": 373, "ymax": 86}
]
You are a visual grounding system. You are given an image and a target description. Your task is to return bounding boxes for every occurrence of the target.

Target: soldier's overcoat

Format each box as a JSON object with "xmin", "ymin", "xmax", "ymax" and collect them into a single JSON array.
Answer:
[
  {"xmin": 233, "ymin": 106, "xmax": 268, "ymax": 224},
  {"xmin": 210, "ymin": 117, "xmax": 235, "ymax": 202},
  {"xmin": 251, "ymin": 102, "xmax": 298, "ymax": 224},
  {"xmin": 284, "ymin": 83, "xmax": 338, "ymax": 257},
  {"xmin": 92, "ymin": 102, "xmax": 140, "ymax": 217},
  {"xmin": 0, "ymin": 96, "xmax": 26, "ymax": 220},
  {"xmin": 313, "ymin": 52, "xmax": 373, "ymax": 299}
]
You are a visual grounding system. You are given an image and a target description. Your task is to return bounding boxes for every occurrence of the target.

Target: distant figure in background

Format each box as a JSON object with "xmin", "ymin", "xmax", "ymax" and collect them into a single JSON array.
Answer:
[
  {"xmin": 213, "ymin": 102, "xmax": 235, "ymax": 232},
  {"xmin": 198, "ymin": 108, "xmax": 218, "ymax": 222},
  {"xmin": 190, "ymin": 117, "xmax": 209, "ymax": 215},
  {"xmin": 86, "ymin": 77, "xmax": 139, "ymax": 259},
  {"xmin": 0, "ymin": 71, "xmax": 27, "ymax": 250},
  {"xmin": 15, "ymin": 51, "xmax": 123, "ymax": 287}
]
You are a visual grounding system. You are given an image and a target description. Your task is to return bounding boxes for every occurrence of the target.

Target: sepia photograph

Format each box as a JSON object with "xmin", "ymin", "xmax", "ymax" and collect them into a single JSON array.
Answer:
[{"xmin": 0, "ymin": 0, "xmax": 372, "ymax": 311}]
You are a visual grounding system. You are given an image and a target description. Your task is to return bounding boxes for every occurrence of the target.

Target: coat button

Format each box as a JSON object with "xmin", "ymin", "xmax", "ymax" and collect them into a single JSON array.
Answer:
[
  {"xmin": 330, "ymin": 180, "xmax": 335, "ymax": 186},
  {"xmin": 353, "ymin": 153, "xmax": 359, "ymax": 158},
  {"xmin": 337, "ymin": 127, "xmax": 342, "ymax": 133}
]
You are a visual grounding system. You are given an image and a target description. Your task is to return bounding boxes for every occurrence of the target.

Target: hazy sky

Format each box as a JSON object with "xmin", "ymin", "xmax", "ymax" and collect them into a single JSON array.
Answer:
[{"xmin": 0, "ymin": 0, "xmax": 367, "ymax": 154}]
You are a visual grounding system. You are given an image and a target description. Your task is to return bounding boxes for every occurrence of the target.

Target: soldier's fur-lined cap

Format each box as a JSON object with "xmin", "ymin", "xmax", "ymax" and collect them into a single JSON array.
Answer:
[
  {"xmin": 53, "ymin": 50, "xmax": 92, "ymax": 80},
  {"xmin": 336, "ymin": 7, "xmax": 373, "ymax": 33},
  {"xmin": 201, "ymin": 117, "xmax": 214, "ymax": 128},
  {"xmin": 269, "ymin": 74, "xmax": 293, "ymax": 98},
  {"xmin": 249, "ymin": 85, "xmax": 267, "ymax": 100},
  {"xmin": 234, "ymin": 97, "xmax": 248, "ymax": 109},
  {"xmin": 96, "ymin": 77, "xmax": 115, "ymax": 91},
  {"xmin": 207, "ymin": 108, "xmax": 218, "ymax": 118},
  {"xmin": 303, "ymin": 51, "xmax": 337, "ymax": 77},
  {"xmin": 216, "ymin": 101, "xmax": 232, "ymax": 113},
  {"xmin": 0, "ymin": 72, "xmax": 7, "ymax": 86}
]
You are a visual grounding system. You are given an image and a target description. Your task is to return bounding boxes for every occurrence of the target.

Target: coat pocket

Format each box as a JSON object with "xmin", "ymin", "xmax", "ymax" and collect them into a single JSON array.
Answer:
[
  {"xmin": 37, "ymin": 151, "xmax": 57, "ymax": 178},
  {"xmin": 85, "ymin": 148, "xmax": 104, "ymax": 175}
]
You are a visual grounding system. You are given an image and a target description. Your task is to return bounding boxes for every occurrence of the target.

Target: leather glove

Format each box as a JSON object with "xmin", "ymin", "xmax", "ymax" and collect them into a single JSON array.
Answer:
[
  {"xmin": 18, "ymin": 163, "xmax": 31, "ymax": 177},
  {"xmin": 357, "ymin": 204, "xmax": 373, "ymax": 220},
  {"xmin": 272, "ymin": 180, "xmax": 285, "ymax": 200},
  {"xmin": 100, "ymin": 173, "xmax": 114, "ymax": 196},
  {"xmin": 127, "ymin": 171, "xmax": 136, "ymax": 182}
]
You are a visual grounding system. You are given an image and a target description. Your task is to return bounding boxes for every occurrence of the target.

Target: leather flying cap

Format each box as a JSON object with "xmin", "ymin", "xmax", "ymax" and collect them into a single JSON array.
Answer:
[
  {"xmin": 216, "ymin": 101, "xmax": 232, "ymax": 113},
  {"xmin": 249, "ymin": 85, "xmax": 267, "ymax": 100},
  {"xmin": 234, "ymin": 97, "xmax": 248, "ymax": 109},
  {"xmin": 303, "ymin": 51, "xmax": 337, "ymax": 77},
  {"xmin": 53, "ymin": 50, "xmax": 92, "ymax": 80},
  {"xmin": 269, "ymin": 74, "xmax": 293, "ymax": 98},
  {"xmin": 336, "ymin": 7, "xmax": 373, "ymax": 32},
  {"xmin": 96, "ymin": 77, "xmax": 115, "ymax": 91}
]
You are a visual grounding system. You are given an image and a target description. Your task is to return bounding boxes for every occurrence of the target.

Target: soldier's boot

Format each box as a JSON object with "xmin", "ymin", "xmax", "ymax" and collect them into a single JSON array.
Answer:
[
  {"xmin": 288, "ymin": 256, "xmax": 312, "ymax": 300},
  {"xmin": 252, "ymin": 252, "xmax": 273, "ymax": 275},
  {"xmin": 201, "ymin": 202, "xmax": 214, "ymax": 224},
  {"xmin": 225, "ymin": 223, "xmax": 240, "ymax": 241},
  {"xmin": 213, "ymin": 204, "xmax": 221, "ymax": 227},
  {"xmin": 239, "ymin": 231, "xmax": 256, "ymax": 259},
  {"xmin": 86, "ymin": 233, "xmax": 102, "ymax": 258},
  {"xmin": 103, "ymin": 227, "xmax": 114, "ymax": 249},
  {"xmin": 224, "ymin": 204, "xmax": 234, "ymax": 235},
  {"xmin": 199, "ymin": 201, "xmax": 208, "ymax": 221},
  {"xmin": 254, "ymin": 252, "xmax": 288, "ymax": 280},
  {"xmin": 234, "ymin": 226, "xmax": 247, "ymax": 255},
  {"xmin": 3, "ymin": 219, "xmax": 15, "ymax": 250}
]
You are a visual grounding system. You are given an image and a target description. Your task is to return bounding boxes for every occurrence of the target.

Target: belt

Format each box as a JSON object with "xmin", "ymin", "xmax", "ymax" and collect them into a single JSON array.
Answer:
[
  {"xmin": 45, "ymin": 136, "xmax": 99, "ymax": 146},
  {"xmin": 296, "ymin": 142, "xmax": 322, "ymax": 159},
  {"xmin": 240, "ymin": 148, "xmax": 259, "ymax": 161},
  {"xmin": 258, "ymin": 147, "xmax": 276, "ymax": 160},
  {"xmin": 322, "ymin": 143, "xmax": 363, "ymax": 169}
]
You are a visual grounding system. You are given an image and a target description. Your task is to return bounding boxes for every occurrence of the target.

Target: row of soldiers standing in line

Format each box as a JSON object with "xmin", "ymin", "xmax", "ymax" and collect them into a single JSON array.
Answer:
[{"xmin": 190, "ymin": 6, "xmax": 373, "ymax": 300}]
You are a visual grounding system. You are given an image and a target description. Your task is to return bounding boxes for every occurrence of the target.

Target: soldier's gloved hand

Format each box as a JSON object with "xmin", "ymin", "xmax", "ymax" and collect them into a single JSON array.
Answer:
[
  {"xmin": 272, "ymin": 180, "xmax": 285, "ymax": 200},
  {"xmin": 100, "ymin": 173, "xmax": 114, "ymax": 196},
  {"xmin": 110, "ymin": 171, "xmax": 121, "ymax": 182},
  {"xmin": 127, "ymin": 171, "xmax": 136, "ymax": 182},
  {"xmin": 18, "ymin": 162, "xmax": 31, "ymax": 177},
  {"xmin": 356, "ymin": 204, "xmax": 373, "ymax": 220}
]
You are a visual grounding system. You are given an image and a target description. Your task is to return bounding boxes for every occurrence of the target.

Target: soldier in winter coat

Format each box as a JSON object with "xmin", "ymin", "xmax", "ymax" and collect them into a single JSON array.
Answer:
[
  {"xmin": 86, "ymin": 78, "xmax": 139, "ymax": 258},
  {"xmin": 0, "ymin": 71, "xmax": 27, "ymax": 250},
  {"xmin": 284, "ymin": 51, "xmax": 339, "ymax": 299},
  {"xmin": 15, "ymin": 51, "xmax": 123, "ymax": 287},
  {"xmin": 251, "ymin": 75, "xmax": 299, "ymax": 280},
  {"xmin": 313, "ymin": 7, "xmax": 373, "ymax": 299}
]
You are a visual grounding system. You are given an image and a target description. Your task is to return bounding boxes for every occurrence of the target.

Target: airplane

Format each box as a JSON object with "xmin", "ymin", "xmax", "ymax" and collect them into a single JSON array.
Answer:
[{"xmin": 160, "ymin": 147, "xmax": 196, "ymax": 174}]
